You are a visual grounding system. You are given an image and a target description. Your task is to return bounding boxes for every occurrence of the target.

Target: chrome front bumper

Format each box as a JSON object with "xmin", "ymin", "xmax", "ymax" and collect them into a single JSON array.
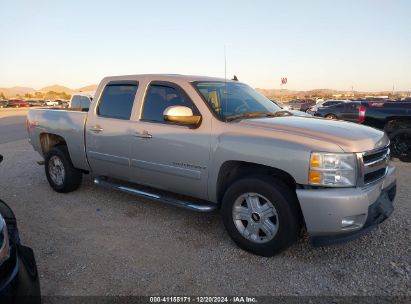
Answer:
[{"xmin": 296, "ymin": 164, "xmax": 396, "ymax": 238}]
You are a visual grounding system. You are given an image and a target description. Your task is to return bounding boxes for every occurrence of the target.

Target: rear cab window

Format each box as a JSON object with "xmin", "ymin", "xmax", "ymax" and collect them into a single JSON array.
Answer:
[
  {"xmin": 71, "ymin": 95, "xmax": 91, "ymax": 109},
  {"xmin": 97, "ymin": 81, "xmax": 139, "ymax": 120}
]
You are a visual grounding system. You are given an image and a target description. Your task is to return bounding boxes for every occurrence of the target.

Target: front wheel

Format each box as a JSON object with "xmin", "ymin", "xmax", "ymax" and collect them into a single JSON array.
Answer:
[
  {"xmin": 45, "ymin": 146, "xmax": 82, "ymax": 193},
  {"xmin": 221, "ymin": 176, "xmax": 301, "ymax": 256}
]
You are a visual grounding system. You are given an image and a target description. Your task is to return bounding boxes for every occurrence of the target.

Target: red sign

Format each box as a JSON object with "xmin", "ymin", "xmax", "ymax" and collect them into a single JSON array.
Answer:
[{"xmin": 281, "ymin": 77, "xmax": 287, "ymax": 85}]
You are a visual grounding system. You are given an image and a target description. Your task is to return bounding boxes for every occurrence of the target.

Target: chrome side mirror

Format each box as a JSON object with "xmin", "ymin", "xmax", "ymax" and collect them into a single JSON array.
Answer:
[{"xmin": 163, "ymin": 106, "xmax": 201, "ymax": 126}]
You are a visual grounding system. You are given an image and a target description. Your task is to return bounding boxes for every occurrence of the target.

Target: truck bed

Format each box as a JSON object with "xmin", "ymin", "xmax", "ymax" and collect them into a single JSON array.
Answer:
[{"xmin": 26, "ymin": 108, "xmax": 90, "ymax": 171}]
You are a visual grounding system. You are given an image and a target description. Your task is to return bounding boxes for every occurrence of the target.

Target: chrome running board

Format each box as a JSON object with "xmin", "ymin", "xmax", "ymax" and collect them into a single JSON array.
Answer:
[{"xmin": 94, "ymin": 178, "xmax": 217, "ymax": 213}]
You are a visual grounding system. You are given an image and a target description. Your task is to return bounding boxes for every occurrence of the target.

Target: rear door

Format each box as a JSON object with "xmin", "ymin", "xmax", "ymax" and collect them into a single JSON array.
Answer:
[
  {"xmin": 341, "ymin": 103, "xmax": 361, "ymax": 122},
  {"xmin": 85, "ymin": 81, "xmax": 138, "ymax": 179}
]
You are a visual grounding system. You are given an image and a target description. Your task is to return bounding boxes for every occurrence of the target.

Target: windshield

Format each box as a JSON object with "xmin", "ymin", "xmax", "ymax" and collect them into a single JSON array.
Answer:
[{"xmin": 192, "ymin": 81, "xmax": 281, "ymax": 121}]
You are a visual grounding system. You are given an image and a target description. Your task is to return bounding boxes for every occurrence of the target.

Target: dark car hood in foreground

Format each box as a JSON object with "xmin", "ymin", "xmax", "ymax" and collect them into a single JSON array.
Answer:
[{"xmin": 239, "ymin": 116, "xmax": 389, "ymax": 152}]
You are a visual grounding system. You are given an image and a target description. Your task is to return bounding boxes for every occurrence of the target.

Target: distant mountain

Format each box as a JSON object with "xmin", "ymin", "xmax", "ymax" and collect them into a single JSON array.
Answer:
[
  {"xmin": 255, "ymin": 88, "xmax": 408, "ymax": 100},
  {"xmin": 77, "ymin": 85, "xmax": 98, "ymax": 92},
  {"xmin": 0, "ymin": 84, "xmax": 407, "ymax": 99},
  {"xmin": 0, "ymin": 84, "xmax": 98, "ymax": 98},
  {"xmin": 0, "ymin": 86, "xmax": 35, "ymax": 98},
  {"xmin": 39, "ymin": 85, "xmax": 74, "ymax": 94}
]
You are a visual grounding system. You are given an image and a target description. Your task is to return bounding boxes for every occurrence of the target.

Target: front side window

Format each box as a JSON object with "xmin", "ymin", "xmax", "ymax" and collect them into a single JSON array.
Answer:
[
  {"xmin": 142, "ymin": 83, "xmax": 198, "ymax": 123},
  {"xmin": 97, "ymin": 82, "xmax": 138, "ymax": 119},
  {"xmin": 192, "ymin": 81, "xmax": 281, "ymax": 121}
]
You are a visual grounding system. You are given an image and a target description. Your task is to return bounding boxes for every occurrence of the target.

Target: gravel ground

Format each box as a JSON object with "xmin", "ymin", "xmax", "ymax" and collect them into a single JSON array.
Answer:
[{"xmin": 0, "ymin": 133, "xmax": 410, "ymax": 296}]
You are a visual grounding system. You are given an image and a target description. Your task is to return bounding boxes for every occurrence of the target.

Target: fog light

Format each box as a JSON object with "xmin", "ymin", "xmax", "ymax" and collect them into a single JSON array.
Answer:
[
  {"xmin": 341, "ymin": 214, "xmax": 366, "ymax": 229},
  {"xmin": 341, "ymin": 218, "xmax": 355, "ymax": 227}
]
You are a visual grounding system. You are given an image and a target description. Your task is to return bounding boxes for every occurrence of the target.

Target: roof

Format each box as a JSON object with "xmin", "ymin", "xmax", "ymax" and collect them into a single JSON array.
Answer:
[{"xmin": 101, "ymin": 74, "xmax": 234, "ymax": 83}]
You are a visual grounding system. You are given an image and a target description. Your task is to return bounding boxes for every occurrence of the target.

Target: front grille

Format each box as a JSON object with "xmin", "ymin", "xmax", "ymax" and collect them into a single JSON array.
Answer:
[
  {"xmin": 362, "ymin": 146, "xmax": 390, "ymax": 185},
  {"xmin": 363, "ymin": 150, "xmax": 388, "ymax": 163},
  {"xmin": 364, "ymin": 168, "xmax": 386, "ymax": 184}
]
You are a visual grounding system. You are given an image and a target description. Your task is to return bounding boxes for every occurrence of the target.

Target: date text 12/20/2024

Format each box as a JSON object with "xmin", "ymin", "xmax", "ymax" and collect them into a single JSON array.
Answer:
[{"xmin": 149, "ymin": 296, "xmax": 257, "ymax": 303}]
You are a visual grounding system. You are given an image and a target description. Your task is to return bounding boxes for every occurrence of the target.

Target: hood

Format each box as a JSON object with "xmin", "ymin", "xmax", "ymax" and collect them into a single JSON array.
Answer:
[{"xmin": 238, "ymin": 116, "xmax": 388, "ymax": 152}]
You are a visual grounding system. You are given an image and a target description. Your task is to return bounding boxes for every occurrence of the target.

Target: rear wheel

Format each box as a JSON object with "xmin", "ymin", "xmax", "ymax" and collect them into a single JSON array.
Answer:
[
  {"xmin": 45, "ymin": 146, "xmax": 82, "ymax": 193},
  {"xmin": 325, "ymin": 114, "xmax": 337, "ymax": 119},
  {"xmin": 390, "ymin": 129, "xmax": 411, "ymax": 162},
  {"xmin": 221, "ymin": 176, "xmax": 301, "ymax": 256}
]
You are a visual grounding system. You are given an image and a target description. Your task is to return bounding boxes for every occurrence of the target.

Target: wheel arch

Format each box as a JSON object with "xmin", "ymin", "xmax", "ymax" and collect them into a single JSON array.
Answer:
[
  {"xmin": 216, "ymin": 160, "xmax": 298, "ymax": 205},
  {"xmin": 39, "ymin": 133, "xmax": 67, "ymax": 156},
  {"xmin": 383, "ymin": 118, "xmax": 411, "ymax": 134}
]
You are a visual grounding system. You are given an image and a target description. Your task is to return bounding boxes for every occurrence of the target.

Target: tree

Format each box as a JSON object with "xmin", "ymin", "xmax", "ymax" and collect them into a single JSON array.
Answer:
[
  {"xmin": 0, "ymin": 92, "xmax": 5, "ymax": 100},
  {"xmin": 34, "ymin": 92, "xmax": 44, "ymax": 99}
]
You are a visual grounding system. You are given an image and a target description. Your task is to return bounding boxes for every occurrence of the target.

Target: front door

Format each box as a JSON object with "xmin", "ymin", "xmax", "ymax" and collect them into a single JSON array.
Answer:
[
  {"xmin": 129, "ymin": 81, "xmax": 211, "ymax": 200},
  {"xmin": 85, "ymin": 81, "xmax": 139, "ymax": 179}
]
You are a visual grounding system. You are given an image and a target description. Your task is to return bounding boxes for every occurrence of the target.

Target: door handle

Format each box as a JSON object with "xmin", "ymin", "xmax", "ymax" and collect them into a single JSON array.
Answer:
[
  {"xmin": 134, "ymin": 130, "xmax": 152, "ymax": 139},
  {"xmin": 89, "ymin": 125, "xmax": 104, "ymax": 133}
]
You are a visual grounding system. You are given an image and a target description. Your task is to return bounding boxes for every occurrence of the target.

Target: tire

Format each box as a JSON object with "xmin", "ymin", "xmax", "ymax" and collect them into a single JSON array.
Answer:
[
  {"xmin": 45, "ymin": 145, "xmax": 82, "ymax": 193},
  {"xmin": 221, "ymin": 176, "xmax": 301, "ymax": 257},
  {"xmin": 325, "ymin": 114, "xmax": 337, "ymax": 120},
  {"xmin": 13, "ymin": 246, "xmax": 41, "ymax": 303},
  {"xmin": 389, "ymin": 129, "xmax": 411, "ymax": 162}
]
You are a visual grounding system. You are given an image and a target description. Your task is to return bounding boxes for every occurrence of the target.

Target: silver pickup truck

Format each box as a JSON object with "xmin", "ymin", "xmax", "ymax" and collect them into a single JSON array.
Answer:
[{"xmin": 27, "ymin": 74, "xmax": 396, "ymax": 256}]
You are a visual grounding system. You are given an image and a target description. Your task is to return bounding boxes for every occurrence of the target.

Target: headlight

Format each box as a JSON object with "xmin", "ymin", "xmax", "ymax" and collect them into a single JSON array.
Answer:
[
  {"xmin": 0, "ymin": 214, "xmax": 10, "ymax": 266},
  {"xmin": 308, "ymin": 152, "xmax": 357, "ymax": 187}
]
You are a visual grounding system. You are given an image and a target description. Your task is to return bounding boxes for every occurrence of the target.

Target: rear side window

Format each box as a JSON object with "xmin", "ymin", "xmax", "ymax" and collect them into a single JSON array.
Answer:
[
  {"xmin": 345, "ymin": 103, "xmax": 360, "ymax": 112},
  {"xmin": 97, "ymin": 82, "xmax": 138, "ymax": 119}
]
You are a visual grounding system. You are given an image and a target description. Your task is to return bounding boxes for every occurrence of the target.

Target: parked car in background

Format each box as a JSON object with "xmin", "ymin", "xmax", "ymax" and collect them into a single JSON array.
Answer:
[
  {"xmin": 54, "ymin": 100, "xmax": 69, "ymax": 108},
  {"xmin": 0, "ymin": 100, "xmax": 8, "ymax": 108},
  {"xmin": 360, "ymin": 102, "xmax": 411, "ymax": 162},
  {"xmin": 306, "ymin": 99, "xmax": 348, "ymax": 114},
  {"xmin": 286, "ymin": 99, "xmax": 304, "ymax": 110},
  {"xmin": 27, "ymin": 100, "xmax": 45, "ymax": 107},
  {"xmin": 271, "ymin": 100, "xmax": 290, "ymax": 110},
  {"xmin": 45, "ymin": 100, "xmax": 59, "ymax": 107},
  {"xmin": 7, "ymin": 100, "xmax": 30, "ymax": 108},
  {"xmin": 0, "ymin": 155, "xmax": 41, "ymax": 302},
  {"xmin": 315, "ymin": 101, "xmax": 411, "ymax": 161},
  {"xmin": 299, "ymin": 99, "xmax": 316, "ymax": 112},
  {"xmin": 271, "ymin": 100, "xmax": 311, "ymax": 117},
  {"xmin": 287, "ymin": 99, "xmax": 315, "ymax": 112},
  {"xmin": 27, "ymin": 74, "xmax": 397, "ymax": 256},
  {"xmin": 314, "ymin": 101, "xmax": 363, "ymax": 121}
]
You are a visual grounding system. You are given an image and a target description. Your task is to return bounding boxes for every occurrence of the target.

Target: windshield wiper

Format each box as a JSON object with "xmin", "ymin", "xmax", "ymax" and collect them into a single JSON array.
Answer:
[{"xmin": 225, "ymin": 111, "xmax": 292, "ymax": 122}]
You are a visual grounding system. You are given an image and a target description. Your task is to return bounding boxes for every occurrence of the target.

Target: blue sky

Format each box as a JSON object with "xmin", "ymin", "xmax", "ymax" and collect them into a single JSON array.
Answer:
[{"xmin": 1, "ymin": 0, "xmax": 410, "ymax": 91}]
